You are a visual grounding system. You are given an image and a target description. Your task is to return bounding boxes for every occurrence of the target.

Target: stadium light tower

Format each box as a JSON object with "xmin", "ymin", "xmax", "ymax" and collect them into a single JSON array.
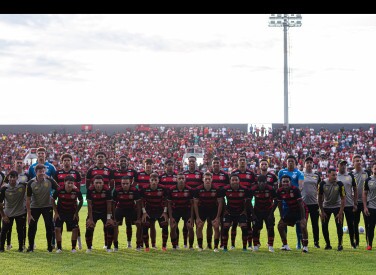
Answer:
[{"xmin": 269, "ymin": 14, "xmax": 302, "ymax": 130}]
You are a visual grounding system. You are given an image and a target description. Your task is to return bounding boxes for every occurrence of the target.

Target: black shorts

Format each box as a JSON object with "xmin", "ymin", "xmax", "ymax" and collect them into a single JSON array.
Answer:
[
  {"xmin": 172, "ymin": 208, "xmax": 191, "ymax": 224},
  {"xmin": 115, "ymin": 208, "xmax": 137, "ymax": 225},
  {"xmin": 144, "ymin": 211, "xmax": 168, "ymax": 228},
  {"xmin": 282, "ymin": 211, "xmax": 307, "ymax": 227},
  {"xmin": 198, "ymin": 207, "xmax": 218, "ymax": 221},
  {"xmin": 88, "ymin": 212, "xmax": 107, "ymax": 226},
  {"xmin": 254, "ymin": 211, "xmax": 275, "ymax": 229},
  {"xmin": 223, "ymin": 213, "xmax": 247, "ymax": 224},
  {"xmin": 55, "ymin": 213, "xmax": 78, "ymax": 231}
]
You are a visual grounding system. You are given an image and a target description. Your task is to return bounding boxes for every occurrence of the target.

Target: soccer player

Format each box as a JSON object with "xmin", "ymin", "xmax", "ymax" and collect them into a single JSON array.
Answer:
[
  {"xmin": 112, "ymin": 156, "xmax": 137, "ymax": 190},
  {"xmin": 250, "ymin": 175, "xmax": 277, "ymax": 252},
  {"xmin": 167, "ymin": 173, "xmax": 194, "ymax": 250},
  {"xmin": 337, "ymin": 159, "xmax": 357, "ymax": 249},
  {"xmin": 159, "ymin": 159, "xmax": 178, "ymax": 190},
  {"xmin": 0, "ymin": 171, "xmax": 27, "ymax": 252},
  {"xmin": 52, "ymin": 175, "xmax": 83, "ymax": 253},
  {"xmin": 271, "ymin": 175, "xmax": 309, "ymax": 253},
  {"xmin": 54, "ymin": 153, "xmax": 83, "ymax": 249},
  {"xmin": 278, "ymin": 155, "xmax": 304, "ymax": 249},
  {"xmin": 86, "ymin": 151, "xmax": 113, "ymax": 189},
  {"xmin": 221, "ymin": 174, "xmax": 250, "ymax": 252},
  {"xmin": 301, "ymin": 156, "xmax": 321, "ymax": 248},
  {"xmin": 135, "ymin": 158, "xmax": 156, "ymax": 249},
  {"xmin": 113, "ymin": 176, "xmax": 142, "ymax": 251},
  {"xmin": 85, "ymin": 175, "xmax": 115, "ymax": 253},
  {"xmin": 140, "ymin": 173, "xmax": 169, "ymax": 251},
  {"xmin": 28, "ymin": 147, "xmax": 57, "ymax": 180},
  {"xmin": 26, "ymin": 164, "xmax": 59, "ymax": 252},
  {"xmin": 258, "ymin": 159, "xmax": 278, "ymax": 189},
  {"xmin": 350, "ymin": 154, "xmax": 371, "ymax": 247},
  {"xmin": 183, "ymin": 156, "xmax": 203, "ymax": 248},
  {"xmin": 210, "ymin": 156, "xmax": 229, "ymax": 248},
  {"xmin": 363, "ymin": 162, "xmax": 376, "ymax": 250},
  {"xmin": 231, "ymin": 154, "xmax": 257, "ymax": 250},
  {"xmin": 193, "ymin": 172, "xmax": 223, "ymax": 252},
  {"xmin": 318, "ymin": 168, "xmax": 346, "ymax": 251}
]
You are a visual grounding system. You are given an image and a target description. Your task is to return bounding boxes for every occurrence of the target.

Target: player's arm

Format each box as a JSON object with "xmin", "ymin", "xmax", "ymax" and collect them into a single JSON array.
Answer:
[
  {"xmin": 85, "ymin": 170, "xmax": 92, "ymax": 189},
  {"xmin": 26, "ymin": 181, "xmax": 34, "ymax": 224},
  {"xmin": 106, "ymin": 199, "xmax": 115, "ymax": 226},
  {"xmin": 298, "ymin": 199, "xmax": 306, "ymax": 224},
  {"xmin": 337, "ymin": 182, "xmax": 345, "ymax": 224},
  {"xmin": 51, "ymin": 192, "xmax": 59, "ymax": 221},
  {"xmin": 0, "ymin": 188, "xmax": 9, "ymax": 223},
  {"xmin": 167, "ymin": 200, "xmax": 174, "ymax": 221},
  {"xmin": 75, "ymin": 192, "xmax": 84, "ymax": 220},
  {"xmin": 135, "ymin": 199, "xmax": 142, "ymax": 222},
  {"xmin": 350, "ymin": 174, "xmax": 358, "ymax": 212},
  {"xmin": 140, "ymin": 193, "xmax": 149, "ymax": 222},
  {"xmin": 193, "ymin": 197, "xmax": 202, "ymax": 225},
  {"xmin": 363, "ymin": 178, "xmax": 370, "ymax": 216},
  {"xmin": 215, "ymin": 197, "xmax": 223, "ymax": 221}
]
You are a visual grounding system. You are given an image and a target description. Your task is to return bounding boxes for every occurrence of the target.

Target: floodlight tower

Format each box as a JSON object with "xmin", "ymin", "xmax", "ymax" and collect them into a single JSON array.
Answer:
[{"xmin": 269, "ymin": 14, "xmax": 302, "ymax": 130}]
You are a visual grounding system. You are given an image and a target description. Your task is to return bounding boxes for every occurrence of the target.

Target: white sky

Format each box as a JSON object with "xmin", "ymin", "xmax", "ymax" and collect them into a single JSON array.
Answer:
[{"xmin": 0, "ymin": 14, "xmax": 375, "ymax": 125}]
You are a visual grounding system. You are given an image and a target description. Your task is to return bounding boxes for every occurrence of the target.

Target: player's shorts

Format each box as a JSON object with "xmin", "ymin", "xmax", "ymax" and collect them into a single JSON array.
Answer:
[
  {"xmin": 222, "ymin": 213, "xmax": 247, "ymax": 225},
  {"xmin": 198, "ymin": 207, "xmax": 218, "ymax": 221},
  {"xmin": 172, "ymin": 208, "xmax": 191, "ymax": 224},
  {"xmin": 115, "ymin": 208, "xmax": 137, "ymax": 225},
  {"xmin": 254, "ymin": 211, "xmax": 275, "ymax": 229},
  {"xmin": 87, "ymin": 212, "xmax": 107, "ymax": 226},
  {"xmin": 55, "ymin": 213, "xmax": 78, "ymax": 231},
  {"xmin": 144, "ymin": 210, "xmax": 168, "ymax": 228},
  {"xmin": 282, "ymin": 210, "xmax": 308, "ymax": 226}
]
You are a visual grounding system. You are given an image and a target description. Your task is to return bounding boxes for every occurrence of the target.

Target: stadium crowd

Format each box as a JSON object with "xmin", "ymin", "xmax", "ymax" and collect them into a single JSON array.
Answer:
[{"xmin": 1, "ymin": 125, "xmax": 375, "ymax": 178}]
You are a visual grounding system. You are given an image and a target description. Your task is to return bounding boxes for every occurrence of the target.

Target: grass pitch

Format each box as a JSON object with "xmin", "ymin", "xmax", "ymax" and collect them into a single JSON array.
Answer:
[{"xmin": 0, "ymin": 207, "xmax": 373, "ymax": 274}]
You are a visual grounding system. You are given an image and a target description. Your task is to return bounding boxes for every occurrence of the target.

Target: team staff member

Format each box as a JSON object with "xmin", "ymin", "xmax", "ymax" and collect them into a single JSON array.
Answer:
[
  {"xmin": 52, "ymin": 175, "xmax": 83, "ymax": 253},
  {"xmin": 337, "ymin": 159, "xmax": 357, "ymax": 249},
  {"xmin": 0, "ymin": 171, "xmax": 27, "ymax": 252},
  {"xmin": 301, "ymin": 156, "xmax": 321, "ymax": 248},
  {"xmin": 318, "ymin": 168, "xmax": 346, "ymax": 251},
  {"xmin": 363, "ymin": 162, "xmax": 376, "ymax": 250},
  {"xmin": 270, "ymin": 175, "xmax": 309, "ymax": 253},
  {"xmin": 26, "ymin": 164, "xmax": 59, "ymax": 252},
  {"xmin": 350, "ymin": 154, "xmax": 371, "ymax": 248}
]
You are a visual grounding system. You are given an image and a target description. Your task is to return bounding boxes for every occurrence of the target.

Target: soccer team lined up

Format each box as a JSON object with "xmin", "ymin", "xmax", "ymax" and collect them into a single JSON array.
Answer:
[{"xmin": 1, "ymin": 146, "xmax": 375, "ymax": 254}]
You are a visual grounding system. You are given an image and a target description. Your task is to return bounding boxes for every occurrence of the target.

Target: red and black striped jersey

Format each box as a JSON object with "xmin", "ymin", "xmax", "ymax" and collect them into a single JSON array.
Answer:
[
  {"xmin": 221, "ymin": 186, "xmax": 249, "ymax": 215},
  {"xmin": 250, "ymin": 184, "xmax": 277, "ymax": 212},
  {"xmin": 86, "ymin": 185, "xmax": 112, "ymax": 213},
  {"xmin": 183, "ymin": 170, "xmax": 203, "ymax": 190},
  {"xmin": 255, "ymin": 172, "xmax": 278, "ymax": 189},
  {"xmin": 112, "ymin": 168, "xmax": 138, "ymax": 190},
  {"xmin": 55, "ymin": 169, "xmax": 82, "ymax": 189},
  {"xmin": 52, "ymin": 186, "xmax": 83, "ymax": 214},
  {"xmin": 86, "ymin": 166, "xmax": 113, "ymax": 189},
  {"xmin": 159, "ymin": 172, "xmax": 177, "ymax": 190},
  {"xmin": 167, "ymin": 186, "xmax": 193, "ymax": 210},
  {"xmin": 113, "ymin": 187, "xmax": 140, "ymax": 210},
  {"xmin": 211, "ymin": 170, "xmax": 230, "ymax": 189},
  {"xmin": 140, "ymin": 186, "xmax": 167, "ymax": 213},
  {"xmin": 231, "ymin": 169, "xmax": 257, "ymax": 189},
  {"xmin": 276, "ymin": 186, "xmax": 302, "ymax": 212},
  {"xmin": 193, "ymin": 185, "xmax": 223, "ymax": 208},
  {"xmin": 135, "ymin": 170, "xmax": 152, "ymax": 190}
]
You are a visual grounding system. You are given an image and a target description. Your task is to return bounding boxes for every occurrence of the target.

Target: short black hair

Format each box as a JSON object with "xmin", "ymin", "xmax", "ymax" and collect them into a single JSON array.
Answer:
[{"xmin": 64, "ymin": 175, "xmax": 75, "ymax": 182}]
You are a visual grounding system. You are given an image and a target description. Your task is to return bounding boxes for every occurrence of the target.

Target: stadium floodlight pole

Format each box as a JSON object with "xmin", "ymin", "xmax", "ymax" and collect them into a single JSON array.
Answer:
[{"xmin": 268, "ymin": 14, "xmax": 302, "ymax": 131}]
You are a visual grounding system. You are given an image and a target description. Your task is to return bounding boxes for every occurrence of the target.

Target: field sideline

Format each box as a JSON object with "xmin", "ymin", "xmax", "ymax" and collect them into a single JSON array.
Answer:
[{"xmin": 1, "ymin": 207, "xmax": 372, "ymax": 274}]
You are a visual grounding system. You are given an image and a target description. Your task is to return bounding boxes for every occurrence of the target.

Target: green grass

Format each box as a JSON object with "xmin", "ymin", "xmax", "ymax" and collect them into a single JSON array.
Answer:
[{"xmin": 1, "ymin": 207, "xmax": 373, "ymax": 274}]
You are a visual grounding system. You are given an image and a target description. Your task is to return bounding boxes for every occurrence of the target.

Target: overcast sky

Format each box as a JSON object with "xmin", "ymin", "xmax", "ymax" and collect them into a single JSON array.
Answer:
[{"xmin": 0, "ymin": 14, "xmax": 375, "ymax": 125}]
